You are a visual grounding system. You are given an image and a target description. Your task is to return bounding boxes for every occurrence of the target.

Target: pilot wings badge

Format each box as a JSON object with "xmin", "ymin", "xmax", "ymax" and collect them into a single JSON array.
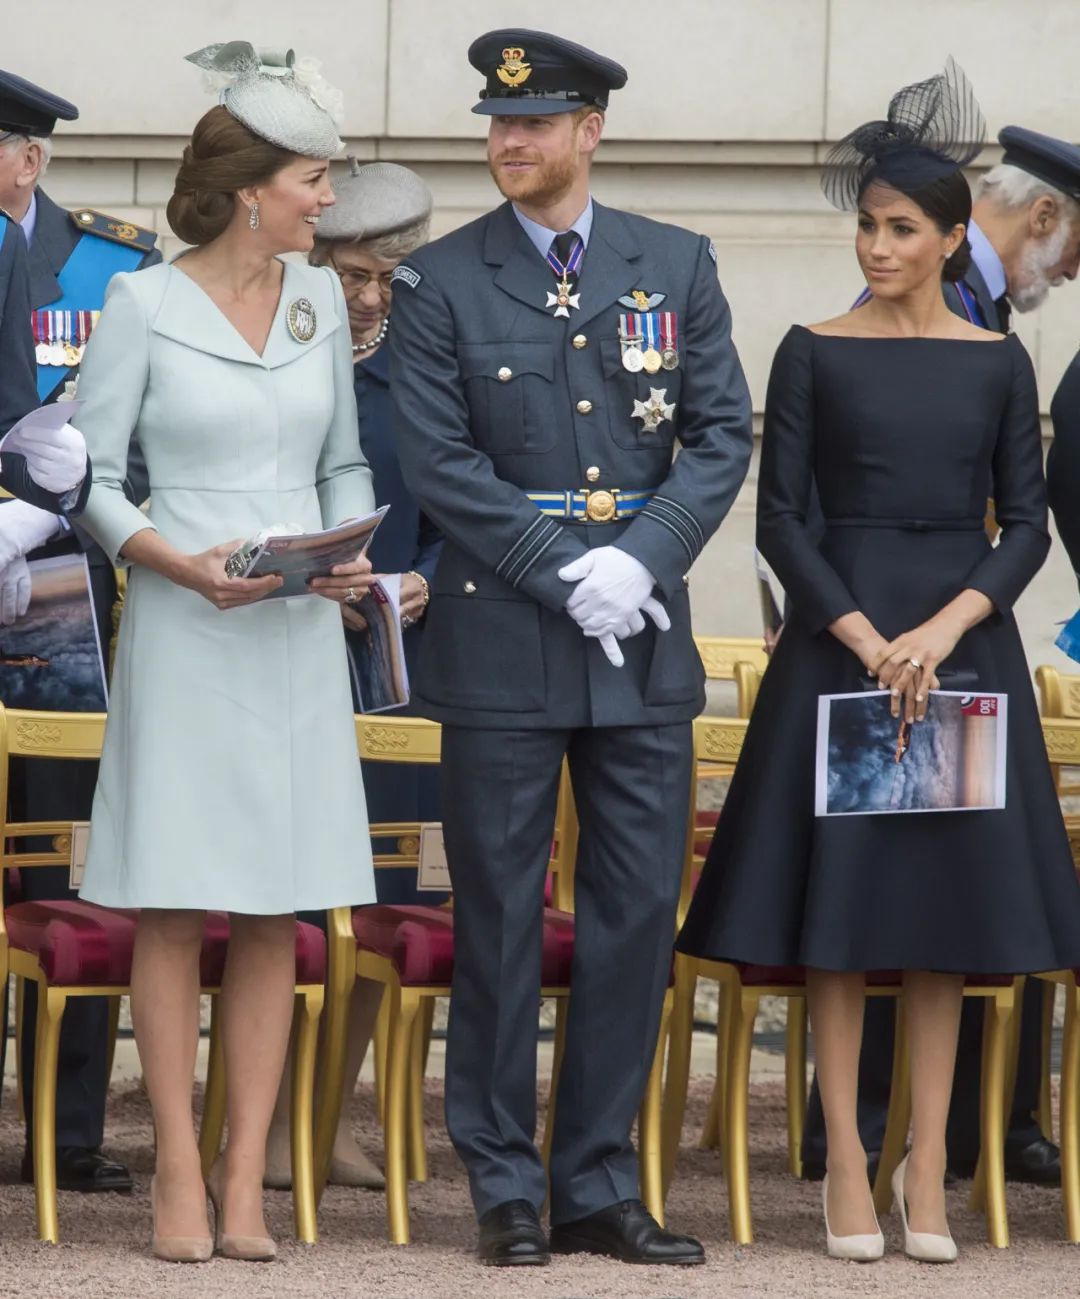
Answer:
[{"xmin": 496, "ymin": 47, "xmax": 532, "ymax": 87}]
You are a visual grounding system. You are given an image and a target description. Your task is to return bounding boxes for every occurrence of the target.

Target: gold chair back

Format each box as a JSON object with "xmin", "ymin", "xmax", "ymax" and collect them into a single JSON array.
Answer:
[
  {"xmin": 694, "ymin": 636, "xmax": 768, "ymax": 680},
  {"xmin": 1036, "ymin": 668, "xmax": 1080, "ymax": 798},
  {"xmin": 676, "ymin": 715, "xmax": 749, "ymax": 927}
]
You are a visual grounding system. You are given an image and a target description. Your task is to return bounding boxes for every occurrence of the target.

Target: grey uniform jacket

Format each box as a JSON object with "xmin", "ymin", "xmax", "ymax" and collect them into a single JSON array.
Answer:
[{"xmin": 390, "ymin": 200, "xmax": 752, "ymax": 730}]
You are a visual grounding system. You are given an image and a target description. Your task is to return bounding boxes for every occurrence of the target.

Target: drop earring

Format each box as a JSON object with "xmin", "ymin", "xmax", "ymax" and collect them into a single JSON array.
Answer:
[{"xmin": 248, "ymin": 202, "xmax": 260, "ymax": 231}]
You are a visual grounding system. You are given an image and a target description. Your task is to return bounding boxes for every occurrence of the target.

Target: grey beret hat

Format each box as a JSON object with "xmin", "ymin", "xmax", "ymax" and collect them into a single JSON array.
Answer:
[{"xmin": 316, "ymin": 158, "xmax": 433, "ymax": 241}]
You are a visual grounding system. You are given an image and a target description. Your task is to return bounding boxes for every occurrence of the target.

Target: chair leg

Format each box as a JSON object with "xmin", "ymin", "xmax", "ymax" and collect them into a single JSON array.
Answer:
[
  {"xmin": 385, "ymin": 987, "xmax": 419, "ymax": 1245},
  {"xmin": 32, "ymin": 986, "xmax": 67, "ymax": 1243},
  {"xmin": 1061, "ymin": 983, "xmax": 1080, "ymax": 1242},
  {"xmin": 1038, "ymin": 980, "xmax": 1057, "ymax": 1142},
  {"xmin": 313, "ymin": 958, "xmax": 359, "ymax": 1201},
  {"xmin": 725, "ymin": 988, "xmax": 759, "ymax": 1245},
  {"xmin": 104, "ymin": 995, "xmax": 121, "ymax": 1093},
  {"xmin": 420, "ymin": 996, "xmax": 436, "ymax": 1074},
  {"xmin": 406, "ymin": 999, "xmax": 428, "ymax": 1184},
  {"xmin": 785, "ymin": 998, "xmax": 808, "ymax": 1178},
  {"xmin": 700, "ymin": 974, "xmax": 734, "ymax": 1154},
  {"xmin": 661, "ymin": 956, "xmax": 697, "ymax": 1197},
  {"xmin": 198, "ymin": 995, "xmax": 226, "ymax": 1178},
  {"xmin": 541, "ymin": 997, "xmax": 569, "ymax": 1176},
  {"xmin": 290, "ymin": 988, "xmax": 324, "ymax": 1245},
  {"xmin": 639, "ymin": 991, "xmax": 672, "ymax": 1228},
  {"xmin": 971, "ymin": 991, "xmax": 1012, "ymax": 1248},
  {"xmin": 873, "ymin": 998, "xmax": 911, "ymax": 1215},
  {"xmin": 14, "ymin": 975, "xmax": 25, "ymax": 1124},
  {"xmin": 374, "ymin": 987, "xmax": 390, "ymax": 1127}
]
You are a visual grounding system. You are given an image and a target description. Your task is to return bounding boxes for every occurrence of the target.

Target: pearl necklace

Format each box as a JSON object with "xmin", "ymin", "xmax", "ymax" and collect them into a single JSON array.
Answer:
[{"xmin": 352, "ymin": 317, "xmax": 389, "ymax": 354}]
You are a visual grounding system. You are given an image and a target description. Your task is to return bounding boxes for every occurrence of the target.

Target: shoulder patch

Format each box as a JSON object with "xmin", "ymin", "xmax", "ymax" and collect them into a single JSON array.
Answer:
[
  {"xmin": 707, "ymin": 241, "xmax": 717, "ymax": 264},
  {"xmin": 70, "ymin": 209, "xmax": 158, "ymax": 254},
  {"xmin": 391, "ymin": 264, "xmax": 422, "ymax": 290}
]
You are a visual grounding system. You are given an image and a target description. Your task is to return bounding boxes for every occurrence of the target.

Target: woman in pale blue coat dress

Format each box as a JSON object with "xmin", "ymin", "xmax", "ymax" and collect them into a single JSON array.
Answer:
[{"xmin": 73, "ymin": 44, "xmax": 376, "ymax": 1261}]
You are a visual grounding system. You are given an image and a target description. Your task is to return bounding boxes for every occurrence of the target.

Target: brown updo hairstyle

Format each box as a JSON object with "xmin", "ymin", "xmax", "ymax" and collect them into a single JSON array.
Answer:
[{"xmin": 167, "ymin": 105, "xmax": 294, "ymax": 246}]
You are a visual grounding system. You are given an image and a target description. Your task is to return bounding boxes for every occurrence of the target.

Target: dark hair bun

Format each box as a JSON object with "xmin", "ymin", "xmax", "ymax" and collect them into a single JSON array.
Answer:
[
  {"xmin": 167, "ymin": 105, "xmax": 293, "ymax": 247},
  {"xmin": 943, "ymin": 234, "xmax": 972, "ymax": 283}
]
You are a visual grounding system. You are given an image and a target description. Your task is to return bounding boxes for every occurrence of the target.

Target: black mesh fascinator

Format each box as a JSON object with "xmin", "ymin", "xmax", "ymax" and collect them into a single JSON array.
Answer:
[{"xmin": 822, "ymin": 57, "xmax": 986, "ymax": 211}]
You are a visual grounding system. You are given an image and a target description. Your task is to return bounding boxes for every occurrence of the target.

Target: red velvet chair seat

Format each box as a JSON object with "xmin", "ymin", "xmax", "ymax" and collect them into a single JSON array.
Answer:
[
  {"xmin": 352, "ymin": 903, "xmax": 575, "ymax": 987},
  {"xmin": 5, "ymin": 900, "xmax": 325, "ymax": 987}
]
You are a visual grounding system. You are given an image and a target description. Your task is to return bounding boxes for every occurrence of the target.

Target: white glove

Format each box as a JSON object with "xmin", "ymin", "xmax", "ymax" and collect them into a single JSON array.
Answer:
[
  {"xmin": 0, "ymin": 500, "xmax": 63, "ymax": 568},
  {"xmin": 0, "ymin": 555, "xmax": 31, "ymax": 626},
  {"xmin": 0, "ymin": 420, "xmax": 87, "ymax": 494},
  {"xmin": 559, "ymin": 546, "xmax": 671, "ymax": 633}
]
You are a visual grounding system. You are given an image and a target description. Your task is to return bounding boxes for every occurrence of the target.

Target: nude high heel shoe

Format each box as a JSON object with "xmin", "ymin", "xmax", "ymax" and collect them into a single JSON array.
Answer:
[
  {"xmin": 149, "ymin": 1175, "xmax": 213, "ymax": 1263},
  {"xmin": 892, "ymin": 1154, "xmax": 957, "ymax": 1263},
  {"xmin": 206, "ymin": 1159, "xmax": 278, "ymax": 1262},
  {"xmin": 822, "ymin": 1174, "xmax": 885, "ymax": 1261}
]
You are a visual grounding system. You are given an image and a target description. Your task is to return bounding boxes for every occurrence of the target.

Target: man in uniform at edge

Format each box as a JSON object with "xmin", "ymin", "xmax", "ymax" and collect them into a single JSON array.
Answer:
[
  {"xmin": 0, "ymin": 69, "xmax": 160, "ymax": 1197},
  {"xmin": 390, "ymin": 30, "xmax": 752, "ymax": 1266}
]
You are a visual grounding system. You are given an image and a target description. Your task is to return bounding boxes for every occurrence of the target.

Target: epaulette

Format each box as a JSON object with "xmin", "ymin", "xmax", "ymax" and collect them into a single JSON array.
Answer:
[{"xmin": 70, "ymin": 208, "xmax": 158, "ymax": 253}]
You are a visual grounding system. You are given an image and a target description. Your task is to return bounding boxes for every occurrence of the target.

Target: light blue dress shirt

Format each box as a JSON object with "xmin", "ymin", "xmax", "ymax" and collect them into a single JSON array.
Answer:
[
  {"xmin": 512, "ymin": 198, "xmax": 594, "ymax": 260},
  {"xmin": 18, "ymin": 191, "xmax": 37, "ymax": 249},
  {"xmin": 967, "ymin": 218, "xmax": 1007, "ymax": 301}
]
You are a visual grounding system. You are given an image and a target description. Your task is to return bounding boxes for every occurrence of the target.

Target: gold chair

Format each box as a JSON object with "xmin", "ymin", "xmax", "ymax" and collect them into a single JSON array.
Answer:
[
  {"xmin": 313, "ymin": 714, "xmax": 670, "ymax": 1245},
  {"xmin": 0, "ymin": 704, "xmax": 324, "ymax": 1244},
  {"xmin": 661, "ymin": 715, "xmax": 1020, "ymax": 1248}
]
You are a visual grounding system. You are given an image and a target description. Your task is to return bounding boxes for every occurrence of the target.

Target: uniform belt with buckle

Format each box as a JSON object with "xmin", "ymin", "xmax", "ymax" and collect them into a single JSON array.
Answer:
[{"xmin": 525, "ymin": 488, "xmax": 654, "ymax": 523}]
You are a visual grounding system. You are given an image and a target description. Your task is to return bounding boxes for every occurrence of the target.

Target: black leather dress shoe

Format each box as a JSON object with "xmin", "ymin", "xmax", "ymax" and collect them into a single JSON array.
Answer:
[
  {"xmin": 21, "ymin": 1147, "xmax": 134, "ymax": 1194},
  {"xmin": 550, "ymin": 1199, "xmax": 704, "ymax": 1265},
  {"xmin": 477, "ymin": 1199, "xmax": 549, "ymax": 1266},
  {"xmin": 950, "ymin": 1137, "xmax": 1061, "ymax": 1186}
]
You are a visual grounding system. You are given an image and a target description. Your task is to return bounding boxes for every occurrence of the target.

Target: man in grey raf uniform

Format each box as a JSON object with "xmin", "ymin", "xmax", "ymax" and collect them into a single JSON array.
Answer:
[
  {"xmin": 390, "ymin": 29, "xmax": 752, "ymax": 1267},
  {"xmin": 0, "ymin": 68, "xmax": 159, "ymax": 1197}
]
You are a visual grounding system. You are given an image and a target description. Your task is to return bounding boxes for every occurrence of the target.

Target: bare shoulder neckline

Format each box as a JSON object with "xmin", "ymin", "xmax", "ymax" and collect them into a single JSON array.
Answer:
[{"xmin": 796, "ymin": 323, "xmax": 1009, "ymax": 345}]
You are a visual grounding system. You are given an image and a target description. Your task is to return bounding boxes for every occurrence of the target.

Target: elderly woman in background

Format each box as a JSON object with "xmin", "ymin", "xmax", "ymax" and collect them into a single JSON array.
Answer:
[{"xmin": 264, "ymin": 160, "xmax": 442, "ymax": 1190}]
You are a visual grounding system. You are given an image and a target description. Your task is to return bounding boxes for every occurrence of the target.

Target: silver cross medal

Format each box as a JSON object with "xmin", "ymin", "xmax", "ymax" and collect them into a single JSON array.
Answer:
[
  {"xmin": 632, "ymin": 387, "xmax": 676, "ymax": 433},
  {"xmin": 546, "ymin": 272, "xmax": 580, "ymax": 319}
]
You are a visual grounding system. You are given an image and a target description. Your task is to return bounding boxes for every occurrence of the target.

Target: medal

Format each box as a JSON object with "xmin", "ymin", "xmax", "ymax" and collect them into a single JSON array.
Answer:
[
  {"xmin": 631, "ymin": 387, "xmax": 676, "ymax": 434},
  {"xmin": 641, "ymin": 312, "xmax": 662, "ymax": 374},
  {"xmin": 32, "ymin": 312, "xmax": 50, "ymax": 366},
  {"xmin": 660, "ymin": 311, "xmax": 679, "ymax": 370},
  {"xmin": 544, "ymin": 233, "xmax": 584, "ymax": 318},
  {"xmin": 62, "ymin": 311, "xmax": 80, "ymax": 366},
  {"xmin": 618, "ymin": 313, "xmax": 645, "ymax": 371},
  {"xmin": 46, "ymin": 312, "xmax": 66, "ymax": 366},
  {"xmin": 286, "ymin": 297, "xmax": 317, "ymax": 343}
]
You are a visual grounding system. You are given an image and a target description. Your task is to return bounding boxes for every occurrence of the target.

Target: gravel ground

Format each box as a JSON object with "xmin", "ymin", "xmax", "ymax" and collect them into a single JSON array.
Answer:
[{"xmin": 0, "ymin": 1077, "xmax": 1075, "ymax": 1298}]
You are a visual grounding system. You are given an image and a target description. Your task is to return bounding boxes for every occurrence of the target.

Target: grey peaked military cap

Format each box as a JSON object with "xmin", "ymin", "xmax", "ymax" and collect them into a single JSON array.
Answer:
[
  {"xmin": 0, "ymin": 69, "xmax": 78, "ymax": 137},
  {"xmin": 468, "ymin": 29, "xmax": 627, "ymax": 116},
  {"xmin": 315, "ymin": 158, "xmax": 433, "ymax": 242},
  {"xmin": 999, "ymin": 126, "xmax": 1080, "ymax": 202}
]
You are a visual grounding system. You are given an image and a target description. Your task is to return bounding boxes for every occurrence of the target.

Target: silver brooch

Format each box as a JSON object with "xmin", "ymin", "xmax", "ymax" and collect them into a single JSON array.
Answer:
[{"xmin": 286, "ymin": 297, "xmax": 317, "ymax": 343}]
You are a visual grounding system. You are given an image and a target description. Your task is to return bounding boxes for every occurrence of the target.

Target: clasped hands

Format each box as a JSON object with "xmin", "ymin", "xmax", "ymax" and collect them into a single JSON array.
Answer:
[
  {"xmin": 0, "ymin": 420, "xmax": 87, "ymax": 494},
  {"xmin": 558, "ymin": 545, "xmax": 669, "ymax": 667},
  {"xmin": 863, "ymin": 614, "xmax": 965, "ymax": 723}
]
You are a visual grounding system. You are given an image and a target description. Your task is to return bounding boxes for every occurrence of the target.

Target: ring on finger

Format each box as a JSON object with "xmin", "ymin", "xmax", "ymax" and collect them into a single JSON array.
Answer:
[
  {"xmin": 908, "ymin": 657, "xmax": 922, "ymax": 669},
  {"xmin": 346, "ymin": 587, "xmax": 357, "ymax": 603}
]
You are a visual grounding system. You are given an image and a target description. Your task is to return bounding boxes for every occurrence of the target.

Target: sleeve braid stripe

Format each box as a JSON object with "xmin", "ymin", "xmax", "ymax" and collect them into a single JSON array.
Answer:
[
  {"xmin": 495, "ymin": 513, "xmax": 550, "ymax": 580},
  {"xmin": 510, "ymin": 525, "xmax": 560, "ymax": 586},
  {"xmin": 501, "ymin": 516, "xmax": 561, "ymax": 585},
  {"xmin": 642, "ymin": 500, "xmax": 700, "ymax": 564},
  {"xmin": 650, "ymin": 495, "xmax": 705, "ymax": 551}
]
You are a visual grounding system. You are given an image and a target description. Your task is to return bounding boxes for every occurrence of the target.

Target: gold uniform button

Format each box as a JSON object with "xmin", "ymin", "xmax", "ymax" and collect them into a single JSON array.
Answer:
[
  {"xmin": 464, "ymin": 580, "xmax": 477, "ymax": 593},
  {"xmin": 586, "ymin": 466, "xmax": 601, "ymax": 482},
  {"xmin": 576, "ymin": 399, "xmax": 593, "ymax": 414},
  {"xmin": 572, "ymin": 334, "xmax": 588, "ymax": 349},
  {"xmin": 497, "ymin": 367, "xmax": 512, "ymax": 382}
]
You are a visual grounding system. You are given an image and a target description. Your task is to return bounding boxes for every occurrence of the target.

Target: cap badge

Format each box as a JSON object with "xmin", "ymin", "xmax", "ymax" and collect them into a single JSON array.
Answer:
[
  {"xmin": 286, "ymin": 297, "xmax": 317, "ymax": 344},
  {"xmin": 496, "ymin": 47, "xmax": 532, "ymax": 87}
]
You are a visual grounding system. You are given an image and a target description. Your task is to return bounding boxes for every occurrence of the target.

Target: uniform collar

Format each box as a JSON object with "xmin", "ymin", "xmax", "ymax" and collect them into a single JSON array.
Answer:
[
  {"xmin": 967, "ymin": 218, "xmax": 1007, "ymax": 302},
  {"xmin": 511, "ymin": 197, "xmax": 594, "ymax": 261},
  {"xmin": 26, "ymin": 188, "xmax": 80, "ymax": 308}
]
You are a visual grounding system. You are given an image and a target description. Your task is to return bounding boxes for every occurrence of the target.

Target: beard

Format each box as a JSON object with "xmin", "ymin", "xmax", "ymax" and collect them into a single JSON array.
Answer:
[
  {"xmin": 488, "ymin": 145, "xmax": 579, "ymax": 207},
  {"xmin": 1011, "ymin": 221, "xmax": 1071, "ymax": 312}
]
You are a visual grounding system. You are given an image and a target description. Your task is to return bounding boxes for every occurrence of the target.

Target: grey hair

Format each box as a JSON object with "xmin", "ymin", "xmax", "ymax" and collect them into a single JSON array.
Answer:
[
  {"xmin": 0, "ymin": 132, "xmax": 53, "ymax": 177},
  {"xmin": 975, "ymin": 163, "xmax": 1080, "ymax": 219},
  {"xmin": 310, "ymin": 217, "xmax": 431, "ymax": 266}
]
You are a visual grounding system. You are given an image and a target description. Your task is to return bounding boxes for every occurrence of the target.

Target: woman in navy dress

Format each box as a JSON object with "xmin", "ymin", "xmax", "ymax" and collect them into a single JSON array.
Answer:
[
  {"xmin": 678, "ymin": 62, "xmax": 1080, "ymax": 1263},
  {"xmin": 265, "ymin": 161, "xmax": 443, "ymax": 1189}
]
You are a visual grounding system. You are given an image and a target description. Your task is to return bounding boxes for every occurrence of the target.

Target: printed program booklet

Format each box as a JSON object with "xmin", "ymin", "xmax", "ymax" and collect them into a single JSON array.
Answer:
[
  {"xmin": 815, "ymin": 689, "xmax": 1007, "ymax": 816},
  {"xmin": 237, "ymin": 506, "xmax": 389, "ymax": 600},
  {"xmin": 343, "ymin": 573, "xmax": 410, "ymax": 713}
]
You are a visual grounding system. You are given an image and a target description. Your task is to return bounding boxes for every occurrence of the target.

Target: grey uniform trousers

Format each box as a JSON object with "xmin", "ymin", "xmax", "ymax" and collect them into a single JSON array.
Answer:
[{"xmin": 440, "ymin": 722, "xmax": 691, "ymax": 1224}]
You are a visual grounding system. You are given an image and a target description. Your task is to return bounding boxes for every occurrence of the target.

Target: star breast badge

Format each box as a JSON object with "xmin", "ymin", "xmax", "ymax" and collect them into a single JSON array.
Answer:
[{"xmin": 631, "ymin": 388, "xmax": 676, "ymax": 432}]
